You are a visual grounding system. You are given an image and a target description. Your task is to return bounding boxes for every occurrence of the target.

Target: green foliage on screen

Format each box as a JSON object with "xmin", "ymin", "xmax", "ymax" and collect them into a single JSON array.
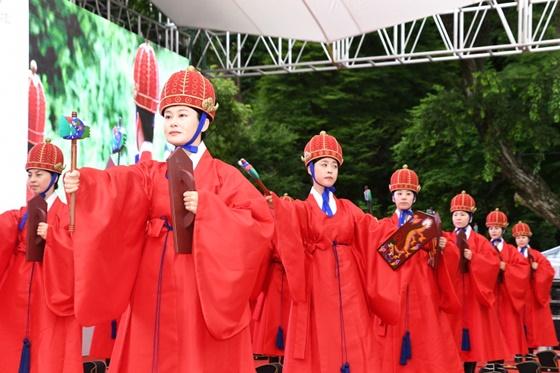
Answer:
[{"xmin": 29, "ymin": 0, "xmax": 189, "ymax": 167}]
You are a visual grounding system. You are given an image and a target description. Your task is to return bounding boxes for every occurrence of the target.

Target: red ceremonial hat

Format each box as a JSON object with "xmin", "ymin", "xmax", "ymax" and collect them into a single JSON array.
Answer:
[
  {"xmin": 389, "ymin": 165, "xmax": 421, "ymax": 193},
  {"xmin": 450, "ymin": 191, "xmax": 476, "ymax": 213},
  {"xmin": 133, "ymin": 42, "xmax": 159, "ymax": 113},
  {"xmin": 512, "ymin": 221, "xmax": 532, "ymax": 237},
  {"xmin": 159, "ymin": 66, "xmax": 218, "ymax": 121},
  {"xmin": 26, "ymin": 139, "xmax": 65, "ymax": 174},
  {"xmin": 28, "ymin": 60, "xmax": 46, "ymax": 146},
  {"xmin": 301, "ymin": 130, "xmax": 343, "ymax": 166},
  {"xmin": 485, "ymin": 208, "xmax": 509, "ymax": 228}
]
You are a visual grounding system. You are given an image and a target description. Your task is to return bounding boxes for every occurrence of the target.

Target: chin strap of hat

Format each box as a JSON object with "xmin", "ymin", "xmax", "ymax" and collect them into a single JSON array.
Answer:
[
  {"xmin": 179, "ymin": 112, "xmax": 207, "ymax": 154},
  {"xmin": 309, "ymin": 162, "xmax": 335, "ymax": 217}
]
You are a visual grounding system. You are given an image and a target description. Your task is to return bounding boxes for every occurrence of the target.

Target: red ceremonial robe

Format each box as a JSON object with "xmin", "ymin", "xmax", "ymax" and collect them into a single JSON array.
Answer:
[
  {"xmin": 372, "ymin": 213, "xmax": 463, "ymax": 373},
  {"xmin": 69, "ymin": 150, "xmax": 274, "ymax": 373},
  {"xmin": 521, "ymin": 247, "xmax": 558, "ymax": 348},
  {"xmin": 0, "ymin": 197, "xmax": 82, "ymax": 373},
  {"xmin": 272, "ymin": 194, "xmax": 400, "ymax": 373},
  {"xmin": 443, "ymin": 229, "xmax": 509, "ymax": 362},
  {"xmin": 86, "ymin": 321, "xmax": 119, "ymax": 360},
  {"xmin": 492, "ymin": 241, "xmax": 530, "ymax": 356},
  {"xmin": 251, "ymin": 246, "xmax": 291, "ymax": 357}
]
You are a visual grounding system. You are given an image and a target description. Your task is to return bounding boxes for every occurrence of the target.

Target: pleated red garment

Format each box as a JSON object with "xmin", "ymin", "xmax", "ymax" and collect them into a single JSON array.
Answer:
[
  {"xmin": 69, "ymin": 151, "xmax": 274, "ymax": 373},
  {"xmin": 522, "ymin": 248, "xmax": 558, "ymax": 348},
  {"xmin": 493, "ymin": 241, "xmax": 530, "ymax": 356},
  {"xmin": 372, "ymin": 214, "xmax": 463, "ymax": 373},
  {"xmin": 0, "ymin": 198, "xmax": 82, "ymax": 373},
  {"xmin": 443, "ymin": 229, "xmax": 509, "ymax": 362},
  {"xmin": 272, "ymin": 194, "xmax": 401, "ymax": 373},
  {"xmin": 250, "ymin": 246, "xmax": 291, "ymax": 357}
]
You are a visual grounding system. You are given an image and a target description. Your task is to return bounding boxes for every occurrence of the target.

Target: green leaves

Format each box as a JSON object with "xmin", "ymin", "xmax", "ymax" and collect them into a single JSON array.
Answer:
[{"xmin": 393, "ymin": 53, "xmax": 560, "ymax": 246}]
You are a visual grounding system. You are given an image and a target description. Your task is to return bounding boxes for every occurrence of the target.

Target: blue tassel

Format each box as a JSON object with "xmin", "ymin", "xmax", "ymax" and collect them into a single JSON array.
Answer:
[
  {"xmin": 111, "ymin": 320, "xmax": 117, "ymax": 339},
  {"xmin": 399, "ymin": 331, "xmax": 412, "ymax": 365},
  {"xmin": 461, "ymin": 328, "xmax": 471, "ymax": 351},
  {"xmin": 275, "ymin": 326, "xmax": 285, "ymax": 350},
  {"xmin": 18, "ymin": 337, "xmax": 31, "ymax": 373},
  {"xmin": 340, "ymin": 362, "xmax": 350, "ymax": 373}
]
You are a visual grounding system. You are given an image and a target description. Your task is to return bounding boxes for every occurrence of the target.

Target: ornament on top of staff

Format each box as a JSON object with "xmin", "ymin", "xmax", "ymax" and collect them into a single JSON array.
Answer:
[
  {"xmin": 237, "ymin": 158, "xmax": 271, "ymax": 196},
  {"xmin": 58, "ymin": 111, "xmax": 90, "ymax": 233},
  {"xmin": 108, "ymin": 117, "xmax": 127, "ymax": 168}
]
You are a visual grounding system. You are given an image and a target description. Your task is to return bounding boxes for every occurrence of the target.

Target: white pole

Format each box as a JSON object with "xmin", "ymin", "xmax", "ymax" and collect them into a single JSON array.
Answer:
[{"xmin": 0, "ymin": 0, "xmax": 28, "ymax": 211}]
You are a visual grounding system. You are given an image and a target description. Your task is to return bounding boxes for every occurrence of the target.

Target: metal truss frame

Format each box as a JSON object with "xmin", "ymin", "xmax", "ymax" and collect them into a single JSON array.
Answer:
[
  {"xmin": 69, "ymin": 0, "xmax": 189, "ymax": 55},
  {"xmin": 72, "ymin": 0, "xmax": 560, "ymax": 77}
]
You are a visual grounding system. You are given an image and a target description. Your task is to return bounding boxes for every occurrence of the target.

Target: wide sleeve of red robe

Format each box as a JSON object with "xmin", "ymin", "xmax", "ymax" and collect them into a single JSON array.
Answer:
[
  {"xmin": 42, "ymin": 203, "xmax": 74, "ymax": 317},
  {"xmin": 443, "ymin": 230, "xmax": 508, "ymax": 362},
  {"xmin": 71, "ymin": 164, "xmax": 150, "ymax": 324},
  {"xmin": 468, "ymin": 235, "xmax": 502, "ymax": 308},
  {"xmin": 250, "ymin": 243, "xmax": 291, "ymax": 357},
  {"xmin": 354, "ymin": 214, "xmax": 402, "ymax": 325},
  {"xmin": 496, "ymin": 243, "xmax": 530, "ymax": 355},
  {"xmin": 39, "ymin": 199, "xmax": 83, "ymax": 372},
  {"xmin": 0, "ymin": 207, "xmax": 30, "ymax": 373},
  {"xmin": 69, "ymin": 152, "xmax": 274, "ymax": 372},
  {"xmin": 525, "ymin": 249, "xmax": 558, "ymax": 347},
  {"xmin": 43, "ymin": 201, "xmax": 121, "ymax": 363},
  {"xmin": 0, "ymin": 208, "xmax": 22, "ymax": 282}
]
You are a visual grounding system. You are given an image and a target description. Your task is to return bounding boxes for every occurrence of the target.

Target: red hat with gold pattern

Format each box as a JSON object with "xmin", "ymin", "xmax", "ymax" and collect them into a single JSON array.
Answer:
[
  {"xmin": 159, "ymin": 66, "xmax": 218, "ymax": 121},
  {"xmin": 512, "ymin": 221, "xmax": 532, "ymax": 237},
  {"xmin": 26, "ymin": 139, "xmax": 65, "ymax": 174},
  {"xmin": 28, "ymin": 60, "xmax": 46, "ymax": 146},
  {"xmin": 301, "ymin": 130, "xmax": 343, "ymax": 166},
  {"xmin": 133, "ymin": 42, "xmax": 159, "ymax": 113},
  {"xmin": 389, "ymin": 165, "xmax": 421, "ymax": 193},
  {"xmin": 450, "ymin": 191, "xmax": 476, "ymax": 213},
  {"xmin": 485, "ymin": 208, "xmax": 509, "ymax": 228}
]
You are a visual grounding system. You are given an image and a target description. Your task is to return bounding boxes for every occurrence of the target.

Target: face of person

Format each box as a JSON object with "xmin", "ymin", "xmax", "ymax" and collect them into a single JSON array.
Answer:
[
  {"xmin": 515, "ymin": 235, "xmax": 529, "ymax": 248},
  {"xmin": 488, "ymin": 226, "xmax": 503, "ymax": 239},
  {"xmin": 163, "ymin": 105, "xmax": 209, "ymax": 148},
  {"xmin": 452, "ymin": 211, "xmax": 470, "ymax": 229},
  {"xmin": 392, "ymin": 190, "xmax": 415, "ymax": 210},
  {"xmin": 27, "ymin": 168, "xmax": 53, "ymax": 195},
  {"xmin": 309, "ymin": 157, "xmax": 339, "ymax": 188}
]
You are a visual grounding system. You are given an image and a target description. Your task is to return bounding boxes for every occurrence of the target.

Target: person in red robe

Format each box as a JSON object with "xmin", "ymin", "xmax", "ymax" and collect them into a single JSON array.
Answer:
[
  {"xmin": 442, "ymin": 191, "xmax": 508, "ymax": 373},
  {"xmin": 268, "ymin": 131, "xmax": 400, "ymax": 373},
  {"xmin": 512, "ymin": 221, "xmax": 558, "ymax": 352},
  {"xmin": 485, "ymin": 209, "xmax": 530, "ymax": 364},
  {"xmin": 0, "ymin": 140, "xmax": 82, "ymax": 373},
  {"xmin": 251, "ymin": 195, "xmax": 292, "ymax": 360},
  {"xmin": 372, "ymin": 165, "xmax": 463, "ymax": 373},
  {"xmin": 62, "ymin": 66, "xmax": 274, "ymax": 373}
]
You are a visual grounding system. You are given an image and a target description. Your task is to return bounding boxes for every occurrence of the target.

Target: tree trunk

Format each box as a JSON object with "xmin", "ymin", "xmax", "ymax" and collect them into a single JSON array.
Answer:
[
  {"xmin": 496, "ymin": 139, "xmax": 560, "ymax": 229},
  {"xmin": 452, "ymin": 18, "xmax": 560, "ymax": 229}
]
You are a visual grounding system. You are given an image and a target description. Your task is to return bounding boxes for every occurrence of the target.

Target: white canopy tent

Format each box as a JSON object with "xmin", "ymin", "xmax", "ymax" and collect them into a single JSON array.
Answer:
[
  {"xmin": 152, "ymin": 0, "xmax": 481, "ymax": 43},
  {"xmin": 76, "ymin": 0, "xmax": 560, "ymax": 76}
]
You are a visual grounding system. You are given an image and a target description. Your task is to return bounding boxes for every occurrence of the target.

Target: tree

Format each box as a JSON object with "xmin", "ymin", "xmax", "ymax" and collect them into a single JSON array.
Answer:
[{"xmin": 393, "ymin": 52, "xmax": 560, "ymax": 248}]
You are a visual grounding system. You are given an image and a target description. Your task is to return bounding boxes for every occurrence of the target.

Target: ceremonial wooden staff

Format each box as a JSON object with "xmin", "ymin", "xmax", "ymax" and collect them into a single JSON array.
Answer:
[
  {"xmin": 237, "ymin": 158, "xmax": 271, "ymax": 196},
  {"xmin": 59, "ymin": 111, "xmax": 90, "ymax": 233}
]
